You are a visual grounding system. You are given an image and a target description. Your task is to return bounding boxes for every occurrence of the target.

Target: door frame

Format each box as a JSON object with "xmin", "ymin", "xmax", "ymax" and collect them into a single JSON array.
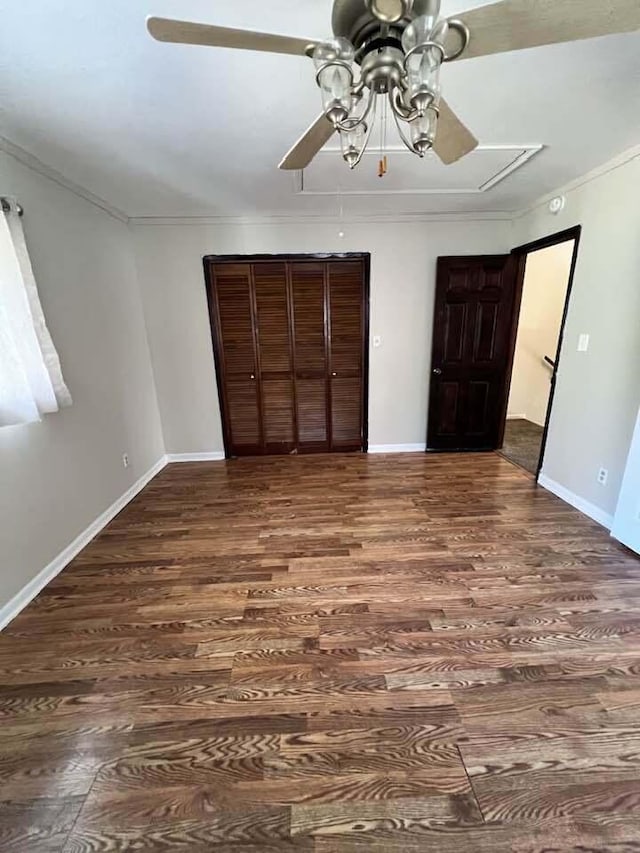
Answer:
[
  {"xmin": 203, "ymin": 252, "xmax": 371, "ymax": 459},
  {"xmin": 503, "ymin": 226, "xmax": 582, "ymax": 478}
]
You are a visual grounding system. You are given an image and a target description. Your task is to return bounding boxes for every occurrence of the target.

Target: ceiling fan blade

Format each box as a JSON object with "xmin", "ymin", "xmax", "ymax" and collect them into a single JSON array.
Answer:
[
  {"xmin": 450, "ymin": 0, "xmax": 640, "ymax": 61},
  {"xmin": 433, "ymin": 100, "xmax": 479, "ymax": 165},
  {"xmin": 279, "ymin": 115, "xmax": 337, "ymax": 170},
  {"xmin": 147, "ymin": 17, "xmax": 318, "ymax": 57}
]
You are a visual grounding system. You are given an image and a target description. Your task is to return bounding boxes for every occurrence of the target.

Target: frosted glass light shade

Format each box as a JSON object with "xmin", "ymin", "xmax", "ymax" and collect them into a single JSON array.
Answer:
[
  {"xmin": 402, "ymin": 17, "xmax": 447, "ymax": 111},
  {"xmin": 340, "ymin": 123, "xmax": 367, "ymax": 169},
  {"xmin": 313, "ymin": 37, "xmax": 355, "ymax": 70},
  {"xmin": 410, "ymin": 106, "xmax": 438, "ymax": 155},
  {"xmin": 404, "ymin": 47, "xmax": 442, "ymax": 110},
  {"xmin": 313, "ymin": 38, "xmax": 355, "ymax": 124},
  {"xmin": 401, "ymin": 6, "xmax": 442, "ymax": 52}
]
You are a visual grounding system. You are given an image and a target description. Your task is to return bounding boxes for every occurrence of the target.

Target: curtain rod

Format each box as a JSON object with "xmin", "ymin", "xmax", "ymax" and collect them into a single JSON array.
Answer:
[{"xmin": 1, "ymin": 197, "xmax": 24, "ymax": 217}]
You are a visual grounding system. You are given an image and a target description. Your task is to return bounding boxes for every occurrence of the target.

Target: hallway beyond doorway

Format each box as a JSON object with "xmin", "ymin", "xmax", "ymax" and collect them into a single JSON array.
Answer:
[
  {"xmin": 499, "ymin": 418, "xmax": 544, "ymax": 475},
  {"xmin": 501, "ymin": 229, "xmax": 579, "ymax": 478}
]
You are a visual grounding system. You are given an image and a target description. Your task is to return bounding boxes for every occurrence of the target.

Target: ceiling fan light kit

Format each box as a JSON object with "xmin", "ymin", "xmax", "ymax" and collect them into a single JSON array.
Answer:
[
  {"xmin": 147, "ymin": 0, "xmax": 640, "ymax": 173},
  {"xmin": 311, "ymin": 0, "xmax": 471, "ymax": 168}
]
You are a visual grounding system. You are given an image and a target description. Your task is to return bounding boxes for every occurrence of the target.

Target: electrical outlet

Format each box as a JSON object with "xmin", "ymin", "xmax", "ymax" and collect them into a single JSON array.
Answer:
[
  {"xmin": 122, "ymin": 453, "xmax": 130, "ymax": 469},
  {"xmin": 597, "ymin": 467, "xmax": 608, "ymax": 486},
  {"xmin": 373, "ymin": 335, "xmax": 382, "ymax": 348}
]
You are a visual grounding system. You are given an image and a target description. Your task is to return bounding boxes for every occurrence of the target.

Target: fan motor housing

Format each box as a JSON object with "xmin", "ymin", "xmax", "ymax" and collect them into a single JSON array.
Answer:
[{"xmin": 332, "ymin": 0, "xmax": 432, "ymax": 47}]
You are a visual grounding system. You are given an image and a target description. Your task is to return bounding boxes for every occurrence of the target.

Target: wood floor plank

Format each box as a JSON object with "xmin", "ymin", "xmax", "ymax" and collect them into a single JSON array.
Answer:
[
  {"xmin": 290, "ymin": 793, "xmax": 483, "ymax": 837},
  {"xmin": 0, "ymin": 796, "xmax": 84, "ymax": 853},
  {"xmin": 460, "ymin": 731, "xmax": 640, "ymax": 801},
  {"xmin": 0, "ymin": 452, "xmax": 638, "ymax": 850},
  {"xmin": 312, "ymin": 816, "xmax": 640, "ymax": 852}
]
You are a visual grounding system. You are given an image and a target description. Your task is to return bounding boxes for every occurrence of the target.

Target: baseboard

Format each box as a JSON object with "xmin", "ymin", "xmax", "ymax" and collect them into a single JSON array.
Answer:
[
  {"xmin": 507, "ymin": 414, "xmax": 546, "ymax": 427},
  {"xmin": 368, "ymin": 444, "xmax": 426, "ymax": 454},
  {"xmin": 0, "ymin": 456, "xmax": 167, "ymax": 631},
  {"xmin": 166, "ymin": 452, "xmax": 226, "ymax": 463},
  {"xmin": 538, "ymin": 474, "xmax": 614, "ymax": 530}
]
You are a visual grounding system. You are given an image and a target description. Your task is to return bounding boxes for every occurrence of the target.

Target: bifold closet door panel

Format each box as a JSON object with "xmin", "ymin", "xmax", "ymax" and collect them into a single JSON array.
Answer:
[
  {"xmin": 253, "ymin": 263, "xmax": 295, "ymax": 452},
  {"xmin": 328, "ymin": 260, "xmax": 365, "ymax": 450},
  {"xmin": 225, "ymin": 382, "xmax": 261, "ymax": 450},
  {"xmin": 213, "ymin": 264, "xmax": 262, "ymax": 455},
  {"xmin": 290, "ymin": 262, "xmax": 330, "ymax": 451}
]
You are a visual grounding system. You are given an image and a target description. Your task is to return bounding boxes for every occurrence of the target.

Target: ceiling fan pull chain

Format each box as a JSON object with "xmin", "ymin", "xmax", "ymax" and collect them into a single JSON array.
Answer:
[
  {"xmin": 378, "ymin": 94, "xmax": 389, "ymax": 178},
  {"xmin": 383, "ymin": 95, "xmax": 388, "ymax": 175},
  {"xmin": 378, "ymin": 93, "xmax": 384, "ymax": 177}
]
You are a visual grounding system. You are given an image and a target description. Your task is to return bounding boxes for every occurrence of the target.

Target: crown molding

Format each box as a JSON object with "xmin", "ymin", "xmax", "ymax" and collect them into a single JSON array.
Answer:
[
  {"xmin": 0, "ymin": 135, "xmax": 129, "ymax": 224},
  {"xmin": 0, "ymin": 133, "xmax": 515, "ymax": 227},
  {"xmin": 161, "ymin": 143, "xmax": 632, "ymax": 227},
  {"xmin": 3, "ymin": 131, "xmax": 637, "ymax": 230},
  {"xmin": 514, "ymin": 143, "xmax": 640, "ymax": 221},
  {"xmin": 128, "ymin": 210, "xmax": 515, "ymax": 227}
]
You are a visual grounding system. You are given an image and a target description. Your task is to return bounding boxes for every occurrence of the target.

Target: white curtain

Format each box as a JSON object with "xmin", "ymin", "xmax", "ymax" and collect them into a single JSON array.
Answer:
[{"xmin": 0, "ymin": 200, "xmax": 71, "ymax": 427}]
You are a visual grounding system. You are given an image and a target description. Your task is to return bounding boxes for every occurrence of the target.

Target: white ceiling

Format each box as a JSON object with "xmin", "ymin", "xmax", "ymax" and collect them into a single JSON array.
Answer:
[{"xmin": 0, "ymin": 0, "xmax": 638, "ymax": 219}]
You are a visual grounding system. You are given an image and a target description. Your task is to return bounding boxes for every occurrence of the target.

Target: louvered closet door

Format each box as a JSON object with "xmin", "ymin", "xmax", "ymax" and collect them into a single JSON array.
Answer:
[
  {"xmin": 290, "ymin": 262, "xmax": 330, "ymax": 452},
  {"xmin": 212, "ymin": 264, "xmax": 262, "ymax": 456},
  {"xmin": 253, "ymin": 263, "xmax": 295, "ymax": 453},
  {"xmin": 209, "ymin": 257, "xmax": 367, "ymax": 457},
  {"xmin": 328, "ymin": 260, "xmax": 365, "ymax": 451}
]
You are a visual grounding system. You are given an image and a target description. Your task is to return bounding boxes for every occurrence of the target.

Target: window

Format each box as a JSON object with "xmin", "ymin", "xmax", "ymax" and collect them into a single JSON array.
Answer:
[{"xmin": 0, "ymin": 198, "xmax": 71, "ymax": 427}]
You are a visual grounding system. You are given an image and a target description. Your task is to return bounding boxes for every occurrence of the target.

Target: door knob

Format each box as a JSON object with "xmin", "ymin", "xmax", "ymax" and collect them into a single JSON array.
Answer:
[
  {"xmin": 432, "ymin": 368, "xmax": 442, "ymax": 375},
  {"xmin": 332, "ymin": 372, "xmax": 337, "ymax": 377},
  {"xmin": 250, "ymin": 374, "xmax": 255, "ymax": 380}
]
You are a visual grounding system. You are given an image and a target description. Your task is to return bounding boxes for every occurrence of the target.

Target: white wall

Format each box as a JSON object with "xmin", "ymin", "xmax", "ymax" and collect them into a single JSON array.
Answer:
[
  {"xmin": 513, "ymin": 150, "xmax": 640, "ymax": 518},
  {"xmin": 612, "ymin": 408, "xmax": 640, "ymax": 554},
  {"xmin": 131, "ymin": 218, "xmax": 512, "ymax": 454},
  {"xmin": 507, "ymin": 241, "xmax": 574, "ymax": 426},
  {"xmin": 0, "ymin": 151, "xmax": 164, "ymax": 609}
]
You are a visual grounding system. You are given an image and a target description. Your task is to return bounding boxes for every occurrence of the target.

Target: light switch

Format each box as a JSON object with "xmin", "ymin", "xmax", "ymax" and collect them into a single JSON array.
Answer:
[
  {"xmin": 373, "ymin": 335, "xmax": 382, "ymax": 348},
  {"xmin": 577, "ymin": 333, "xmax": 590, "ymax": 352}
]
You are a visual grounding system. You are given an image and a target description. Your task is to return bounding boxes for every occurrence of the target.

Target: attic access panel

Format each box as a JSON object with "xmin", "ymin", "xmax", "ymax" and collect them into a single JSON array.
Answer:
[{"xmin": 298, "ymin": 144, "xmax": 543, "ymax": 195}]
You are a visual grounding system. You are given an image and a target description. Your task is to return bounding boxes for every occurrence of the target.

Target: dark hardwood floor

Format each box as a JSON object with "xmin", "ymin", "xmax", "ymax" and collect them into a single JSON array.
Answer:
[{"xmin": 2, "ymin": 453, "xmax": 640, "ymax": 851}]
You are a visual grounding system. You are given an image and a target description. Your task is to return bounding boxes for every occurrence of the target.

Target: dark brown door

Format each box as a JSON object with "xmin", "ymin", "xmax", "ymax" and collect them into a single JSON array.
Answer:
[
  {"xmin": 328, "ymin": 260, "xmax": 366, "ymax": 452},
  {"xmin": 207, "ymin": 256, "xmax": 369, "ymax": 457},
  {"xmin": 427, "ymin": 255, "xmax": 518, "ymax": 451}
]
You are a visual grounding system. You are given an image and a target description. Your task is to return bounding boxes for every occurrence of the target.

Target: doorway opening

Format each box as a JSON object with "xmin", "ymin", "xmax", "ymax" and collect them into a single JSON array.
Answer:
[{"xmin": 499, "ymin": 227, "xmax": 581, "ymax": 477}]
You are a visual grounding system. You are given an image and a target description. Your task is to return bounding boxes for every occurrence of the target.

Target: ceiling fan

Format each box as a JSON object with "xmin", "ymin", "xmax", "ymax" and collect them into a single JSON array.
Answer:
[{"xmin": 148, "ymin": 0, "xmax": 640, "ymax": 171}]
